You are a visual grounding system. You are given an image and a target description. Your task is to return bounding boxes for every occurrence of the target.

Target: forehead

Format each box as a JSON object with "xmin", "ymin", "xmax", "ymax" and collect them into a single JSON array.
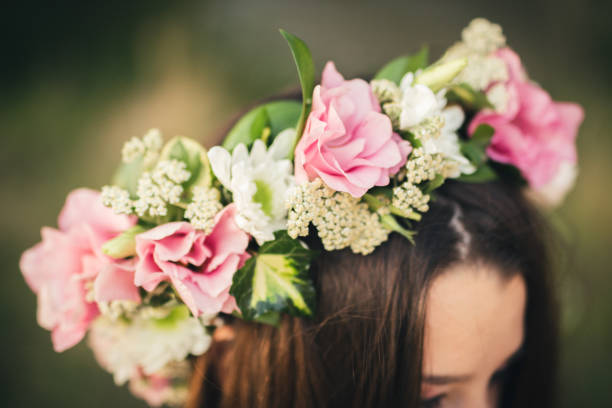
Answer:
[{"xmin": 422, "ymin": 263, "xmax": 526, "ymax": 377}]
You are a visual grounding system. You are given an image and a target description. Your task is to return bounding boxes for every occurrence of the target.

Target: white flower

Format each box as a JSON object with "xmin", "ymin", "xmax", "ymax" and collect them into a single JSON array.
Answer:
[
  {"xmin": 526, "ymin": 161, "xmax": 578, "ymax": 207},
  {"xmin": 399, "ymin": 72, "xmax": 445, "ymax": 129},
  {"xmin": 88, "ymin": 304, "xmax": 213, "ymax": 385},
  {"xmin": 208, "ymin": 129, "xmax": 296, "ymax": 244},
  {"xmin": 422, "ymin": 106, "xmax": 475, "ymax": 178}
]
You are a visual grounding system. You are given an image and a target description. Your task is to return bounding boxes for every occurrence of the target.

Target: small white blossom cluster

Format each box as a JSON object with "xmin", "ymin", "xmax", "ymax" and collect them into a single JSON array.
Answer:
[
  {"xmin": 88, "ymin": 304, "xmax": 213, "ymax": 386},
  {"xmin": 102, "ymin": 159, "xmax": 191, "ymax": 218},
  {"xmin": 392, "ymin": 147, "xmax": 445, "ymax": 216},
  {"xmin": 122, "ymin": 128, "xmax": 164, "ymax": 167},
  {"xmin": 101, "ymin": 185, "xmax": 133, "ymax": 215},
  {"xmin": 441, "ymin": 18, "xmax": 508, "ymax": 96},
  {"xmin": 461, "ymin": 18, "xmax": 506, "ymax": 55},
  {"xmin": 184, "ymin": 186, "xmax": 223, "ymax": 233},
  {"xmin": 98, "ymin": 300, "xmax": 140, "ymax": 321},
  {"xmin": 286, "ymin": 179, "xmax": 389, "ymax": 255},
  {"xmin": 393, "ymin": 182, "xmax": 431, "ymax": 214}
]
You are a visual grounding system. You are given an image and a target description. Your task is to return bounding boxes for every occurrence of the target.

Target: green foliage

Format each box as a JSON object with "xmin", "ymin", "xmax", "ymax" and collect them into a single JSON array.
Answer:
[
  {"xmin": 460, "ymin": 124, "xmax": 494, "ymax": 166},
  {"xmin": 102, "ymin": 225, "xmax": 148, "ymax": 259},
  {"xmin": 446, "ymin": 83, "xmax": 493, "ymax": 111},
  {"xmin": 379, "ymin": 214, "xmax": 416, "ymax": 244},
  {"xmin": 111, "ymin": 156, "xmax": 143, "ymax": 197},
  {"xmin": 159, "ymin": 136, "xmax": 211, "ymax": 188},
  {"xmin": 279, "ymin": 29, "xmax": 315, "ymax": 155},
  {"xmin": 374, "ymin": 46, "xmax": 429, "ymax": 84},
  {"xmin": 222, "ymin": 100, "xmax": 301, "ymax": 152},
  {"xmin": 424, "ymin": 174, "xmax": 445, "ymax": 194},
  {"xmin": 457, "ymin": 164, "xmax": 498, "ymax": 183},
  {"xmin": 230, "ymin": 231, "xmax": 316, "ymax": 324},
  {"xmin": 458, "ymin": 124, "xmax": 498, "ymax": 183}
]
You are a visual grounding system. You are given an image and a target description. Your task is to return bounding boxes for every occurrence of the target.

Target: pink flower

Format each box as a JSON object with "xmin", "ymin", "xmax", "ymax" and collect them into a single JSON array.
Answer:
[
  {"xmin": 129, "ymin": 368, "xmax": 185, "ymax": 407},
  {"xmin": 19, "ymin": 189, "xmax": 138, "ymax": 352},
  {"xmin": 134, "ymin": 204, "xmax": 250, "ymax": 316},
  {"xmin": 294, "ymin": 62, "xmax": 412, "ymax": 197},
  {"xmin": 469, "ymin": 48, "xmax": 584, "ymax": 189}
]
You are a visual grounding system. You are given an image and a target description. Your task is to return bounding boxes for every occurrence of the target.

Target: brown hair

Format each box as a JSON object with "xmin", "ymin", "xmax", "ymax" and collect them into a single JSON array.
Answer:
[{"xmin": 187, "ymin": 180, "xmax": 559, "ymax": 408}]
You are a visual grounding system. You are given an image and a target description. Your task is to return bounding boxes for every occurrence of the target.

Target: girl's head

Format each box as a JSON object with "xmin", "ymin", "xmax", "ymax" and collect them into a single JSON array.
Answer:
[{"xmin": 188, "ymin": 180, "xmax": 558, "ymax": 408}]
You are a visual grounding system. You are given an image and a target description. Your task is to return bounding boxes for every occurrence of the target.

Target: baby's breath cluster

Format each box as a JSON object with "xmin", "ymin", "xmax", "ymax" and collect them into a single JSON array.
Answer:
[
  {"xmin": 121, "ymin": 128, "xmax": 164, "ymax": 167},
  {"xmin": 391, "ymin": 147, "xmax": 446, "ymax": 216},
  {"xmin": 392, "ymin": 182, "xmax": 430, "ymax": 214},
  {"xmin": 409, "ymin": 115, "xmax": 445, "ymax": 142},
  {"xmin": 371, "ymin": 79, "xmax": 402, "ymax": 104},
  {"xmin": 461, "ymin": 18, "xmax": 506, "ymax": 55},
  {"xmin": 133, "ymin": 160, "xmax": 190, "ymax": 217},
  {"xmin": 441, "ymin": 18, "xmax": 508, "ymax": 92},
  {"xmin": 371, "ymin": 79, "xmax": 403, "ymax": 128},
  {"xmin": 286, "ymin": 179, "xmax": 389, "ymax": 255},
  {"xmin": 102, "ymin": 185, "xmax": 133, "ymax": 215},
  {"xmin": 184, "ymin": 186, "xmax": 223, "ymax": 234},
  {"xmin": 405, "ymin": 148, "xmax": 444, "ymax": 184},
  {"xmin": 102, "ymin": 159, "xmax": 190, "ymax": 218}
]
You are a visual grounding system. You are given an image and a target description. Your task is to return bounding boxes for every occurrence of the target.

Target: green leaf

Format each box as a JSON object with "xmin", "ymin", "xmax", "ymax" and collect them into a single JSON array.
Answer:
[
  {"xmin": 102, "ymin": 225, "xmax": 148, "ymax": 259},
  {"xmin": 457, "ymin": 164, "xmax": 498, "ymax": 183},
  {"xmin": 380, "ymin": 214, "xmax": 416, "ymax": 244},
  {"xmin": 423, "ymin": 174, "xmax": 445, "ymax": 194},
  {"xmin": 159, "ymin": 136, "xmax": 211, "ymax": 187},
  {"xmin": 222, "ymin": 100, "xmax": 301, "ymax": 152},
  {"xmin": 374, "ymin": 46, "xmax": 429, "ymax": 84},
  {"xmin": 279, "ymin": 29, "xmax": 315, "ymax": 153},
  {"xmin": 152, "ymin": 304, "xmax": 191, "ymax": 330},
  {"xmin": 230, "ymin": 231, "xmax": 316, "ymax": 323},
  {"xmin": 111, "ymin": 156, "xmax": 143, "ymax": 197},
  {"xmin": 446, "ymin": 83, "xmax": 494, "ymax": 110},
  {"xmin": 460, "ymin": 124, "xmax": 495, "ymax": 167}
]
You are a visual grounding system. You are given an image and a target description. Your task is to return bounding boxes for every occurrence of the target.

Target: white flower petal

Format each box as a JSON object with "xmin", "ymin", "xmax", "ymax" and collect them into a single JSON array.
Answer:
[
  {"xmin": 250, "ymin": 139, "xmax": 268, "ymax": 165},
  {"xmin": 442, "ymin": 105, "xmax": 465, "ymax": 131},
  {"xmin": 399, "ymin": 72, "xmax": 415, "ymax": 91},
  {"xmin": 231, "ymin": 143, "xmax": 249, "ymax": 165},
  {"xmin": 207, "ymin": 146, "xmax": 232, "ymax": 188},
  {"xmin": 268, "ymin": 128, "xmax": 296, "ymax": 160}
]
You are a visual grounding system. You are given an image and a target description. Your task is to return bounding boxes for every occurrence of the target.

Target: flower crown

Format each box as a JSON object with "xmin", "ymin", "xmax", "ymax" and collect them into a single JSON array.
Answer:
[{"xmin": 20, "ymin": 19, "xmax": 583, "ymax": 407}]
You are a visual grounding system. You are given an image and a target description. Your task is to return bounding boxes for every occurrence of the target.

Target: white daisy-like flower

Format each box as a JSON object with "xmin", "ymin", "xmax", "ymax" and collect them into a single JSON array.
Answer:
[
  {"xmin": 398, "ymin": 72, "xmax": 446, "ymax": 130},
  {"xmin": 88, "ymin": 304, "xmax": 213, "ymax": 385},
  {"xmin": 208, "ymin": 129, "xmax": 296, "ymax": 244},
  {"xmin": 422, "ymin": 105, "xmax": 476, "ymax": 178}
]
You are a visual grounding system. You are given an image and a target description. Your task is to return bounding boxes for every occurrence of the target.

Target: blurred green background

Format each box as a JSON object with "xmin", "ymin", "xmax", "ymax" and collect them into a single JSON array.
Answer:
[{"xmin": 2, "ymin": 0, "xmax": 610, "ymax": 406}]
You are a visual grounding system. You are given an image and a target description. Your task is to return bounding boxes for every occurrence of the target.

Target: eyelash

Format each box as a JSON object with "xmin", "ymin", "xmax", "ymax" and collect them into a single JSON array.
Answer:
[
  {"xmin": 419, "ymin": 367, "xmax": 511, "ymax": 407},
  {"xmin": 420, "ymin": 394, "xmax": 445, "ymax": 408}
]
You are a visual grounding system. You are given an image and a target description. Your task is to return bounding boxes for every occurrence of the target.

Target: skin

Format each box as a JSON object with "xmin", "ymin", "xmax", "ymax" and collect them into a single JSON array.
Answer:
[{"xmin": 421, "ymin": 263, "xmax": 527, "ymax": 408}]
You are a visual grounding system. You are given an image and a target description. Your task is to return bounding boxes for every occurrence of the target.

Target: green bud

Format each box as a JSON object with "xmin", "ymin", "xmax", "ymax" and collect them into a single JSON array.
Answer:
[
  {"xmin": 415, "ymin": 58, "xmax": 468, "ymax": 92},
  {"xmin": 102, "ymin": 225, "xmax": 148, "ymax": 259}
]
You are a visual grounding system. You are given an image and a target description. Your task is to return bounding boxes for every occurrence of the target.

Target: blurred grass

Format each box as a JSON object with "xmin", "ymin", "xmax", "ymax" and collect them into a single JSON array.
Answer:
[{"xmin": 1, "ymin": 0, "xmax": 611, "ymax": 406}]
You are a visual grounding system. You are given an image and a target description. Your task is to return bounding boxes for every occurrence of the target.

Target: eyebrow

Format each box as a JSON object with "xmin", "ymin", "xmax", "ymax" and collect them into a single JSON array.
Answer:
[{"xmin": 422, "ymin": 345, "xmax": 525, "ymax": 385}]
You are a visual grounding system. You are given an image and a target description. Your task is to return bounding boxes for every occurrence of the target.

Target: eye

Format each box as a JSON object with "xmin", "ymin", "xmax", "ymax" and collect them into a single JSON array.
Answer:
[{"xmin": 420, "ymin": 394, "xmax": 445, "ymax": 408}]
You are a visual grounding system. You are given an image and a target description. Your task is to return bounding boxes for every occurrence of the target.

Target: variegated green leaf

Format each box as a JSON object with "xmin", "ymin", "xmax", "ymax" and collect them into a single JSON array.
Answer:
[{"xmin": 230, "ymin": 231, "xmax": 316, "ymax": 324}]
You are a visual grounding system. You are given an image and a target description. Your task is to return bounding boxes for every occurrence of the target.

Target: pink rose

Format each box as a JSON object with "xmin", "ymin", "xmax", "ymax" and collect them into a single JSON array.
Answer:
[
  {"xmin": 134, "ymin": 204, "xmax": 250, "ymax": 316},
  {"xmin": 128, "ymin": 369, "xmax": 182, "ymax": 407},
  {"xmin": 294, "ymin": 62, "xmax": 412, "ymax": 197},
  {"xmin": 19, "ymin": 189, "xmax": 138, "ymax": 352},
  {"xmin": 469, "ymin": 48, "xmax": 584, "ymax": 189}
]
